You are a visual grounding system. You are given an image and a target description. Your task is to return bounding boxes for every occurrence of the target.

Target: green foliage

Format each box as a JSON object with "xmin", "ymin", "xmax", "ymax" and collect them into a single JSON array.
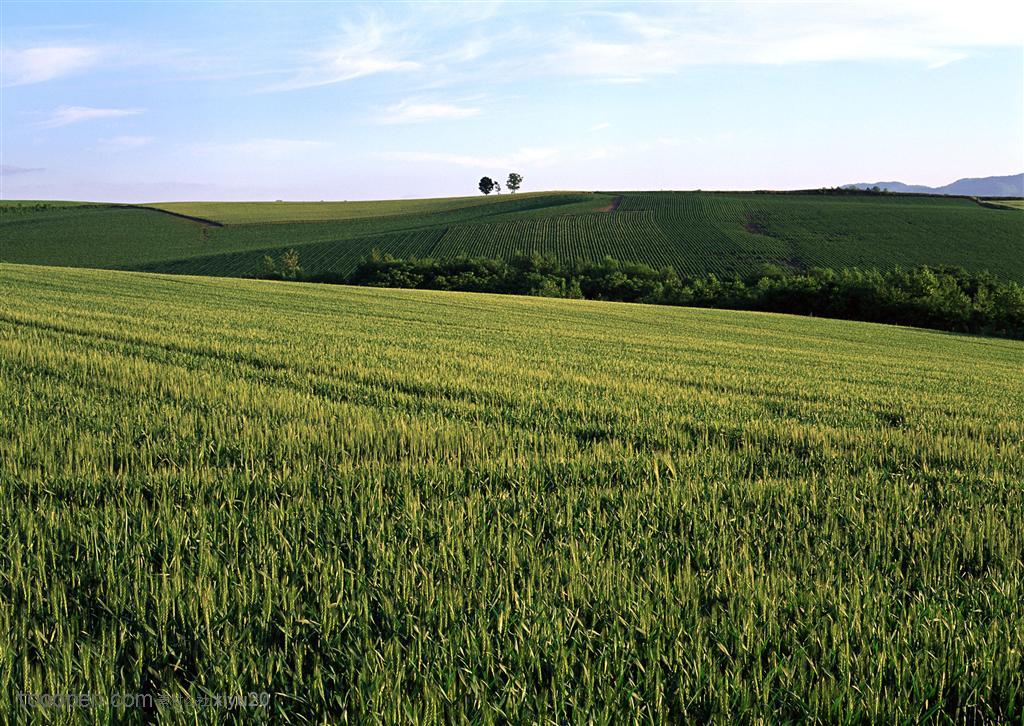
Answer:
[
  {"xmin": 279, "ymin": 248, "xmax": 302, "ymax": 278},
  {"xmin": 479, "ymin": 176, "xmax": 496, "ymax": 195},
  {"xmin": 259, "ymin": 253, "xmax": 277, "ymax": 276},
  {"xmin": 0, "ymin": 201, "xmax": 87, "ymax": 214},
  {"xmin": 0, "ymin": 194, "xmax": 608, "ymax": 271},
  {"xmin": 981, "ymin": 198, "xmax": 1024, "ymax": 210},
  {"xmin": 507, "ymin": 172, "xmax": 523, "ymax": 193},
  {"xmin": 3, "ymin": 192, "xmax": 1023, "ymax": 283},
  {"xmin": 258, "ymin": 249, "xmax": 304, "ymax": 280},
  {"xmin": 2, "ymin": 263, "xmax": 1022, "ymax": 721},
  {"xmin": 145, "ymin": 192, "xmax": 575, "ymax": 224},
  {"xmin": 0, "ymin": 205, "xmax": 209, "ymax": 268},
  {"xmin": 344, "ymin": 255, "xmax": 1024, "ymax": 339}
]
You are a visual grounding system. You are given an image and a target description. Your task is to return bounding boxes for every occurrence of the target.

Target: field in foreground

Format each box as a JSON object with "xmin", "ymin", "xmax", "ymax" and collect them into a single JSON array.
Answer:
[
  {"xmin": 1, "ymin": 264, "xmax": 1023, "ymax": 721},
  {"xmin": 3, "ymin": 191, "xmax": 1023, "ymax": 282}
]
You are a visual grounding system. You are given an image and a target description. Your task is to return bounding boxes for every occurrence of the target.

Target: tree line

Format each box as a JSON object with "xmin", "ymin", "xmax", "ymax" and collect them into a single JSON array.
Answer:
[
  {"xmin": 264, "ymin": 247, "xmax": 1024, "ymax": 337},
  {"xmin": 255, "ymin": 250, "xmax": 1024, "ymax": 339}
]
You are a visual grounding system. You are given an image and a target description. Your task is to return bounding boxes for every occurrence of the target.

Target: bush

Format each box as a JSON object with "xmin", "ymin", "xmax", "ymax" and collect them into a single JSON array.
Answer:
[
  {"xmin": 260, "ymin": 252, "xmax": 1024, "ymax": 339},
  {"xmin": 257, "ymin": 249, "xmax": 303, "ymax": 280}
]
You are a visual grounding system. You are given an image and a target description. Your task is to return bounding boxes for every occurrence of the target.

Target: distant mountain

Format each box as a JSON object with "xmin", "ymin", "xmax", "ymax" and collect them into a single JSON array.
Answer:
[{"xmin": 845, "ymin": 173, "xmax": 1023, "ymax": 197}]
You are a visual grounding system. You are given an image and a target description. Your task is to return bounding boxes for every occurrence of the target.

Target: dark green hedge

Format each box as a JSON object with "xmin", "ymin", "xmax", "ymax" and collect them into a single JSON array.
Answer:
[{"xmin": 262, "ymin": 251, "xmax": 1024, "ymax": 339}]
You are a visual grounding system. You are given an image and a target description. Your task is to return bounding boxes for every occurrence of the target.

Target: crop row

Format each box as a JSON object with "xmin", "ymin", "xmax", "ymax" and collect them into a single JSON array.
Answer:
[
  {"xmin": 434, "ymin": 212, "xmax": 690, "ymax": 270},
  {"xmin": 142, "ymin": 228, "xmax": 446, "ymax": 278},
  {"xmin": 5, "ymin": 192, "xmax": 1021, "ymax": 282},
  {"xmin": 2, "ymin": 264, "xmax": 1022, "ymax": 721}
]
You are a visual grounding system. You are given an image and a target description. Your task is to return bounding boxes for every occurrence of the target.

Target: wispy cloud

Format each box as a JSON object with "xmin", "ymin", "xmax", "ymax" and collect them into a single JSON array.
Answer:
[
  {"xmin": 98, "ymin": 136, "xmax": 155, "ymax": 149},
  {"xmin": 439, "ymin": 38, "xmax": 492, "ymax": 65},
  {"xmin": 590, "ymin": 122, "xmax": 611, "ymax": 131},
  {"xmin": 598, "ymin": 77, "xmax": 646, "ymax": 85},
  {"xmin": 245, "ymin": 2, "xmax": 1024, "ymax": 95},
  {"xmin": 39, "ymin": 106, "xmax": 145, "ymax": 128},
  {"xmin": 1, "ymin": 42, "xmax": 255, "ymax": 89},
  {"xmin": 377, "ymin": 147, "xmax": 559, "ymax": 169},
  {"xmin": 580, "ymin": 147, "xmax": 617, "ymax": 161},
  {"xmin": 261, "ymin": 17, "xmax": 421, "ymax": 92},
  {"xmin": 551, "ymin": 2, "xmax": 1024, "ymax": 79},
  {"xmin": 377, "ymin": 99, "xmax": 481, "ymax": 124},
  {"xmin": 0, "ymin": 165, "xmax": 45, "ymax": 176},
  {"xmin": 1, "ymin": 45, "xmax": 104, "ymax": 86}
]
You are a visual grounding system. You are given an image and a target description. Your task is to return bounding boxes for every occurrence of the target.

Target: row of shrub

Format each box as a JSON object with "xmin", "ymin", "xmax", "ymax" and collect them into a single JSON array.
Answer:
[{"xmin": 256, "ymin": 250, "xmax": 1024, "ymax": 339}]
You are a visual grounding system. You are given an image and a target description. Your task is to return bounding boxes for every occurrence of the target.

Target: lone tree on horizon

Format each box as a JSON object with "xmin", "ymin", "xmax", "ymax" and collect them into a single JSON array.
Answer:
[
  {"xmin": 506, "ymin": 172, "xmax": 523, "ymax": 194},
  {"xmin": 478, "ymin": 176, "xmax": 496, "ymax": 195}
]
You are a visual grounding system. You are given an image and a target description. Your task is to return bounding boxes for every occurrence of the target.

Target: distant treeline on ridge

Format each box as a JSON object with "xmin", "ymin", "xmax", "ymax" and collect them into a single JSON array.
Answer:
[{"xmin": 255, "ymin": 251, "xmax": 1024, "ymax": 340}]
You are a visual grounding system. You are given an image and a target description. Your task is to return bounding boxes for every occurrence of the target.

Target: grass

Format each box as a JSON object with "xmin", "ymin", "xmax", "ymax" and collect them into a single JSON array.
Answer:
[
  {"xmin": 2, "ymin": 191, "xmax": 1023, "ymax": 280},
  {"xmin": 145, "ymin": 191, "xmax": 600, "ymax": 224},
  {"xmin": 2, "ymin": 263, "xmax": 1022, "ymax": 722},
  {"xmin": 0, "ymin": 194, "xmax": 611, "ymax": 271},
  {"xmin": 0, "ymin": 205, "xmax": 210, "ymax": 268},
  {"xmin": 982, "ymin": 198, "xmax": 1024, "ymax": 210},
  {"xmin": 618, "ymin": 192, "xmax": 1024, "ymax": 276},
  {"xmin": 0, "ymin": 200, "xmax": 90, "ymax": 209}
]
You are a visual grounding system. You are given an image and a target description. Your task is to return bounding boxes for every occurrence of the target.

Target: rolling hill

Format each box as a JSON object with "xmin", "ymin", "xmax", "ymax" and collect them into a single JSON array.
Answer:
[
  {"xmin": 2, "ymin": 190, "xmax": 1022, "ymax": 281},
  {"xmin": 2, "ymin": 263, "xmax": 1021, "ymax": 721}
]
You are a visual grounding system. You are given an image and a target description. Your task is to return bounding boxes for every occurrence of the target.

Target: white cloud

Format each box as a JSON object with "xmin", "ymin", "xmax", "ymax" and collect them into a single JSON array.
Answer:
[
  {"xmin": 99, "ymin": 136, "xmax": 154, "ymax": 148},
  {"xmin": 377, "ymin": 147, "xmax": 559, "ymax": 169},
  {"xmin": 551, "ymin": 1, "xmax": 1024, "ymax": 79},
  {"xmin": 599, "ymin": 77, "xmax": 647, "ymax": 85},
  {"xmin": 1, "ymin": 46, "xmax": 104, "ymax": 86},
  {"xmin": 39, "ymin": 106, "xmax": 145, "ymax": 128},
  {"xmin": 590, "ymin": 122, "xmax": 611, "ymax": 131},
  {"xmin": 0, "ymin": 165, "xmax": 44, "ymax": 176},
  {"xmin": 377, "ymin": 99, "xmax": 482, "ymax": 124},
  {"xmin": 439, "ymin": 38, "xmax": 491, "ymax": 64},
  {"xmin": 580, "ymin": 147, "xmax": 618, "ymax": 161},
  {"xmin": 261, "ymin": 17, "xmax": 421, "ymax": 92}
]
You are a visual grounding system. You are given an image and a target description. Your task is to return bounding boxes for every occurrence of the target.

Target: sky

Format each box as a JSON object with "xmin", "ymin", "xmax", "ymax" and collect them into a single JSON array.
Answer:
[{"xmin": 1, "ymin": 0, "xmax": 1022, "ymax": 202}]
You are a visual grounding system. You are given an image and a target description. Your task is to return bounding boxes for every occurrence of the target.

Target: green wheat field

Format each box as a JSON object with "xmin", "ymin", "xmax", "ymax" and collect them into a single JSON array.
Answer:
[
  {"xmin": 4, "ymin": 191, "xmax": 1023, "ymax": 282},
  {"xmin": 2, "ymin": 262, "xmax": 1022, "ymax": 721}
]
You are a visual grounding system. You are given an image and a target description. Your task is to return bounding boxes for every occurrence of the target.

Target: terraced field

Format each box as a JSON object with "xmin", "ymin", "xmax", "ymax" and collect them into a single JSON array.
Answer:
[
  {"xmin": 3, "ymin": 191, "xmax": 1022, "ymax": 280},
  {"xmin": 2, "ymin": 263, "xmax": 1022, "ymax": 721}
]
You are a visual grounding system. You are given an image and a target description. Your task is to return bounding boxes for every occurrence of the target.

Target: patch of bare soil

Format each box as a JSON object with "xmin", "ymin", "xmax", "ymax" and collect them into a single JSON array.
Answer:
[{"xmin": 598, "ymin": 196, "xmax": 623, "ymax": 213}]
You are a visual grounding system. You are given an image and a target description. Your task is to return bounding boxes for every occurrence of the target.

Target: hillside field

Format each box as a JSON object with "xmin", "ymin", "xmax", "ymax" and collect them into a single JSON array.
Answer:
[
  {"xmin": 2, "ymin": 263, "xmax": 1022, "ymax": 721},
  {"xmin": 2, "ymin": 191, "xmax": 1022, "ymax": 281},
  {"xmin": 984, "ymin": 198, "xmax": 1024, "ymax": 210}
]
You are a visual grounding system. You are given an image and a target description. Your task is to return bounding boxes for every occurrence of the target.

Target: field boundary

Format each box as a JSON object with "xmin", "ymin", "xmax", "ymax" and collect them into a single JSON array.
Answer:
[
  {"xmin": 976, "ymin": 199, "xmax": 1024, "ymax": 211},
  {"xmin": 112, "ymin": 204, "xmax": 224, "ymax": 227}
]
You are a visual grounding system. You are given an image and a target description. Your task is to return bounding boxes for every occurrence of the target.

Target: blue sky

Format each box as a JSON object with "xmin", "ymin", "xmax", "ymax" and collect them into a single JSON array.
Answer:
[{"xmin": 2, "ymin": 0, "xmax": 1022, "ymax": 201}]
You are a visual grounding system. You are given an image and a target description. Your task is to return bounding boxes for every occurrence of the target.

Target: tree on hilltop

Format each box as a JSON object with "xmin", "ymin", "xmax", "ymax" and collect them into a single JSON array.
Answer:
[
  {"xmin": 507, "ymin": 173, "xmax": 523, "ymax": 194},
  {"xmin": 478, "ymin": 177, "xmax": 495, "ymax": 195}
]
